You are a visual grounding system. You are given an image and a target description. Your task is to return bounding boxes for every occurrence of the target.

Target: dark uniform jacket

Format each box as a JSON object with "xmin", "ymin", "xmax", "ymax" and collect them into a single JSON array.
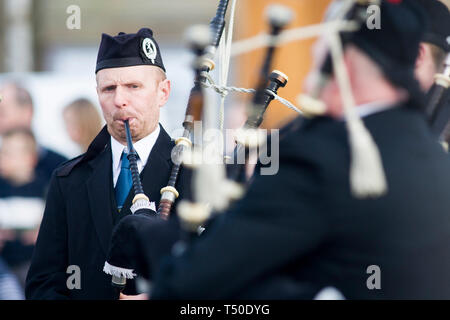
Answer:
[
  {"xmin": 151, "ymin": 104, "xmax": 450, "ymax": 299},
  {"xmin": 25, "ymin": 125, "xmax": 191, "ymax": 300}
]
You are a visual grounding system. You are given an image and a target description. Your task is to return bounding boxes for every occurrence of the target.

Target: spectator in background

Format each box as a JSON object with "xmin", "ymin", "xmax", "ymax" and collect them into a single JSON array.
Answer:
[
  {"xmin": 0, "ymin": 128, "xmax": 47, "ymax": 290},
  {"xmin": 0, "ymin": 82, "xmax": 68, "ymax": 182},
  {"xmin": 412, "ymin": 0, "xmax": 450, "ymax": 144},
  {"xmin": 63, "ymin": 98, "xmax": 103, "ymax": 153},
  {"xmin": 413, "ymin": 0, "xmax": 449, "ymax": 91},
  {"xmin": 0, "ymin": 128, "xmax": 47, "ymax": 196}
]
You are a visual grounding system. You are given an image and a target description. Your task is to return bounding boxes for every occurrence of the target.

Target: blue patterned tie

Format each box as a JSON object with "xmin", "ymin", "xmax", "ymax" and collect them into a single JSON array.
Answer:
[{"xmin": 115, "ymin": 151, "xmax": 132, "ymax": 210}]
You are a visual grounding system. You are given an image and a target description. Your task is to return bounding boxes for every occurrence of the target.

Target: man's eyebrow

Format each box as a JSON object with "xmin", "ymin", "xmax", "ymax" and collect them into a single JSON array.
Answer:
[
  {"xmin": 124, "ymin": 80, "xmax": 143, "ymax": 85},
  {"xmin": 99, "ymin": 83, "xmax": 116, "ymax": 90}
]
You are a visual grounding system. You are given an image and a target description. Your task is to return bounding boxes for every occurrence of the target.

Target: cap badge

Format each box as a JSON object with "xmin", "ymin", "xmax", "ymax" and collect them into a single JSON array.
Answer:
[{"xmin": 142, "ymin": 38, "xmax": 157, "ymax": 64}]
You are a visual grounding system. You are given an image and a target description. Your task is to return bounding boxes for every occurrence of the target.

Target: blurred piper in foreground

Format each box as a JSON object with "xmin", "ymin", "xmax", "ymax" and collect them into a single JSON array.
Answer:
[{"xmin": 150, "ymin": 0, "xmax": 450, "ymax": 299}]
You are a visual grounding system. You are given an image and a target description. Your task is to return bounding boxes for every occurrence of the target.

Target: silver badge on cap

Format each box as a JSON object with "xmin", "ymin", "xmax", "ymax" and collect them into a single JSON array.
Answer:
[{"xmin": 142, "ymin": 38, "xmax": 157, "ymax": 64}]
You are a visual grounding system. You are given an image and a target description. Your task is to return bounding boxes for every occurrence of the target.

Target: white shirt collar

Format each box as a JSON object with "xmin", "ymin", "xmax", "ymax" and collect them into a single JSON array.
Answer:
[
  {"xmin": 336, "ymin": 101, "xmax": 395, "ymax": 121},
  {"xmin": 355, "ymin": 101, "xmax": 394, "ymax": 118},
  {"xmin": 111, "ymin": 125, "xmax": 160, "ymax": 186}
]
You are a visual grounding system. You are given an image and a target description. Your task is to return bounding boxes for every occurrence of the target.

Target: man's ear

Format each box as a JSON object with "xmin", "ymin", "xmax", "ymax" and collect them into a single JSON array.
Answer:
[
  {"xmin": 415, "ymin": 43, "xmax": 426, "ymax": 69},
  {"xmin": 158, "ymin": 79, "xmax": 171, "ymax": 107}
]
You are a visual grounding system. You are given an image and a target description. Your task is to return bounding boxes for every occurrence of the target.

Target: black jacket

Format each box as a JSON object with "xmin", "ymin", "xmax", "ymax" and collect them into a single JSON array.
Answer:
[
  {"xmin": 151, "ymin": 105, "xmax": 450, "ymax": 299},
  {"xmin": 25, "ymin": 125, "xmax": 191, "ymax": 300}
]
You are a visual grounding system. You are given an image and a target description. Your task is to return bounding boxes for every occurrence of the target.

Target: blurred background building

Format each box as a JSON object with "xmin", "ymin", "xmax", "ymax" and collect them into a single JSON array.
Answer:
[
  {"xmin": 0, "ymin": 0, "xmax": 449, "ymax": 157},
  {"xmin": 0, "ymin": 0, "xmax": 339, "ymax": 158},
  {"xmin": 0, "ymin": 0, "xmax": 224, "ymax": 158}
]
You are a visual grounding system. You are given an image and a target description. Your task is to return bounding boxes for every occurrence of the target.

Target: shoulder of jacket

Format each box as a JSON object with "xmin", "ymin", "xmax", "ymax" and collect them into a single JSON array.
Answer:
[{"xmin": 55, "ymin": 154, "xmax": 85, "ymax": 177}]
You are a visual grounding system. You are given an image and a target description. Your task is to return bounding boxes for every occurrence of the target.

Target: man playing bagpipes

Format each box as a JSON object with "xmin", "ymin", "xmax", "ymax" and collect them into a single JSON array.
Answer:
[{"xmin": 25, "ymin": 28, "xmax": 192, "ymax": 299}]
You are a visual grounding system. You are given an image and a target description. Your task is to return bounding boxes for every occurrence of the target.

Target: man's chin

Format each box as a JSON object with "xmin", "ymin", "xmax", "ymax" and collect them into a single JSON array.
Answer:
[
  {"xmin": 109, "ymin": 123, "xmax": 158, "ymax": 143},
  {"xmin": 113, "ymin": 129, "xmax": 143, "ymax": 144},
  {"xmin": 107, "ymin": 126, "xmax": 127, "ymax": 144}
]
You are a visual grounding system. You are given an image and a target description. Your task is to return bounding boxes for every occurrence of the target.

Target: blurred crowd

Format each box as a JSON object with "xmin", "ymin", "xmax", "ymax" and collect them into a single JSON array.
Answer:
[{"xmin": 0, "ymin": 82, "xmax": 102, "ymax": 299}]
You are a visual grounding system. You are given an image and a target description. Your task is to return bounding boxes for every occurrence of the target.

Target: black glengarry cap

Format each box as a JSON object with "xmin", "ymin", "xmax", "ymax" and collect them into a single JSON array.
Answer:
[
  {"xmin": 96, "ymin": 28, "xmax": 166, "ymax": 74},
  {"xmin": 349, "ymin": 0, "xmax": 429, "ymax": 106}
]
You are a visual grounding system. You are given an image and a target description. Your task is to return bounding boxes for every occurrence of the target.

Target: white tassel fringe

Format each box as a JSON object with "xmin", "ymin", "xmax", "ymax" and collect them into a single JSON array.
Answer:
[
  {"xmin": 347, "ymin": 119, "xmax": 388, "ymax": 198},
  {"xmin": 103, "ymin": 261, "xmax": 136, "ymax": 279}
]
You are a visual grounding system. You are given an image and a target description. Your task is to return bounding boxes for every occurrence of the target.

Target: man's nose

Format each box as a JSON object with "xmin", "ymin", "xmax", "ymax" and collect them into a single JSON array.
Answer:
[{"xmin": 114, "ymin": 87, "xmax": 128, "ymax": 108}]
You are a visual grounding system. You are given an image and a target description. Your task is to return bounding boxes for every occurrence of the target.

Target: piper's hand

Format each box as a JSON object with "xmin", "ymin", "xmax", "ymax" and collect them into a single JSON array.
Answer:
[{"xmin": 119, "ymin": 293, "xmax": 149, "ymax": 300}]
